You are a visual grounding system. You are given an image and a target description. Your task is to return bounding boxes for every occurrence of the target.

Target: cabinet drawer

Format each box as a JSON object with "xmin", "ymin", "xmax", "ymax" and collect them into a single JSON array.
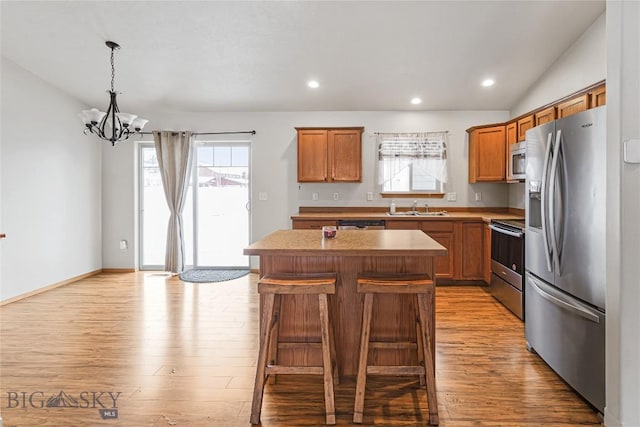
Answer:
[
  {"xmin": 292, "ymin": 220, "xmax": 337, "ymax": 230},
  {"xmin": 420, "ymin": 221, "xmax": 453, "ymax": 232}
]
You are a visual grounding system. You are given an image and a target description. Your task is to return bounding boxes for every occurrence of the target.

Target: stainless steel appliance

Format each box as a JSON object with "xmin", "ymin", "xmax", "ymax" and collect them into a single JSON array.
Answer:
[
  {"xmin": 508, "ymin": 141, "xmax": 526, "ymax": 181},
  {"xmin": 489, "ymin": 219, "xmax": 525, "ymax": 319},
  {"xmin": 337, "ymin": 219, "xmax": 386, "ymax": 230},
  {"xmin": 524, "ymin": 106, "xmax": 606, "ymax": 413}
]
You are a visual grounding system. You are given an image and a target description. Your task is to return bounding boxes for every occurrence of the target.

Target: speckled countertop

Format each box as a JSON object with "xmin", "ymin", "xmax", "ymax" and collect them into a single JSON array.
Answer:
[
  {"xmin": 291, "ymin": 211, "xmax": 524, "ymax": 223},
  {"xmin": 244, "ymin": 229, "xmax": 447, "ymax": 256}
]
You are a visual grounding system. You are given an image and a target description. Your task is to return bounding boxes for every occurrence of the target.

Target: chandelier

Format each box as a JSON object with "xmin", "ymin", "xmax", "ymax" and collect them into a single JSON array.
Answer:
[{"xmin": 79, "ymin": 41, "xmax": 147, "ymax": 146}]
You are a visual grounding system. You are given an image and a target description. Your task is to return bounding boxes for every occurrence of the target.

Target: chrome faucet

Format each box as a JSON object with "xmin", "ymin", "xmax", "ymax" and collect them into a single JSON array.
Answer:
[
  {"xmin": 412, "ymin": 200, "xmax": 418, "ymax": 212},
  {"xmin": 424, "ymin": 202, "xmax": 429, "ymax": 213}
]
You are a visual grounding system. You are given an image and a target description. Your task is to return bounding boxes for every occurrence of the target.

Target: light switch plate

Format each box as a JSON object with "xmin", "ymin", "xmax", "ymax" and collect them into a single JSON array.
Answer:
[
  {"xmin": 312, "ymin": 192, "xmax": 319, "ymax": 201},
  {"xmin": 366, "ymin": 192, "xmax": 373, "ymax": 201},
  {"xmin": 332, "ymin": 193, "xmax": 340, "ymax": 201},
  {"xmin": 258, "ymin": 192, "xmax": 268, "ymax": 201},
  {"xmin": 447, "ymin": 192, "xmax": 457, "ymax": 201},
  {"xmin": 624, "ymin": 139, "xmax": 640, "ymax": 163}
]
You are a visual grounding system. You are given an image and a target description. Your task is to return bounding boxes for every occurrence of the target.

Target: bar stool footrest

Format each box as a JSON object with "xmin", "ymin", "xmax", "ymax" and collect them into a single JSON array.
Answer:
[
  {"xmin": 266, "ymin": 365, "xmax": 324, "ymax": 375},
  {"xmin": 366, "ymin": 365, "xmax": 425, "ymax": 376}
]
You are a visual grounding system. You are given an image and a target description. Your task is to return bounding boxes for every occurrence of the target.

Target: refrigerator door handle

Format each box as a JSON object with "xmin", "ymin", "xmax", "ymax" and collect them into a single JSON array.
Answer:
[
  {"xmin": 528, "ymin": 276, "xmax": 600, "ymax": 324},
  {"xmin": 540, "ymin": 131, "xmax": 554, "ymax": 272},
  {"xmin": 548, "ymin": 129, "xmax": 562, "ymax": 274}
]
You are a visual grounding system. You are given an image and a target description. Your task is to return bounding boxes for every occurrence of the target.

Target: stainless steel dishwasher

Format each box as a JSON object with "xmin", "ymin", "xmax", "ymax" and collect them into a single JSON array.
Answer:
[{"xmin": 336, "ymin": 219, "xmax": 386, "ymax": 230}]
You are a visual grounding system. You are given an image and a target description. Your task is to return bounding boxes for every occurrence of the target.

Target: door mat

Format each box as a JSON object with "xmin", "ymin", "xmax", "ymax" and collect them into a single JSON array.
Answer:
[{"xmin": 178, "ymin": 269, "xmax": 250, "ymax": 283}]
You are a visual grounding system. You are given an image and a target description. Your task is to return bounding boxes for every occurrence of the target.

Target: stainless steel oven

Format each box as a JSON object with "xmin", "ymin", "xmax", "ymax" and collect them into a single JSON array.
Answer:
[{"xmin": 489, "ymin": 219, "xmax": 525, "ymax": 319}]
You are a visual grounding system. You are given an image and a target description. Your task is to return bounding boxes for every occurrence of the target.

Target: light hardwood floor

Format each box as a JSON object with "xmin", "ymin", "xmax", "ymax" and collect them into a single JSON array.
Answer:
[{"xmin": 0, "ymin": 272, "xmax": 601, "ymax": 426}]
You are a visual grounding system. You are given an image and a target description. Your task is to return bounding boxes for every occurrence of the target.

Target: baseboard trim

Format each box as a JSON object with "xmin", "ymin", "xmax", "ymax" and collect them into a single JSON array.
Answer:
[
  {"xmin": 0, "ymin": 269, "xmax": 102, "ymax": 306},
  {"xmin": 250, "ymin": 268, "xmax": 260, "ymax": 274},
  {"xmin": 101, "ymin": 268, "xmax": 137, "ymax": 274}
]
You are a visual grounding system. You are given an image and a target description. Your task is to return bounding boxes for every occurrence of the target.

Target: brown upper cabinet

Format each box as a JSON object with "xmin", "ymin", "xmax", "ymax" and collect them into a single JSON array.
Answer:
[
  {"xmin": 506, "ymin": 122, "xmax": 517, "ymax": 145},
  {"xmin": 517, "ymin": 115, "xmax": 534, "ymax": 142},
  {"xmin": 557, "ymin": 94, "xmax": 589, "ymax": 119},
  {"xmin": 468, "ymin": 125, "xmax": 505, "ymax": 183},
  {"xmin": 296, "ymin": 127, "xmax": 364, "ymax": 182},
  {"xmin": 468, "ymin": 81, "xmax": 605, "ymax": 184},
  {"xmin": 535, "ymin": 106, "xmax": 556, "ymax": 125},
  {"xmin": 589, "ymin": 84, "xmax": 606, "ymax": 108}
]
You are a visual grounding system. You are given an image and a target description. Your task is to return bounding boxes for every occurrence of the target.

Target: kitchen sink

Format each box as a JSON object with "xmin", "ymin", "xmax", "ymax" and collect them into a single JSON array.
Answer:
[{"xmin": 386, "ymin": 211, "xmax": 448, "ymax": 217}]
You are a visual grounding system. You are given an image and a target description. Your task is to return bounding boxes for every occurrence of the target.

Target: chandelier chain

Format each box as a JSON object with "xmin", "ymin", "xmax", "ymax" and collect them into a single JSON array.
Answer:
[{"xmin": 110, "ymin": 47, "xmax": 115, "ymax": 93}]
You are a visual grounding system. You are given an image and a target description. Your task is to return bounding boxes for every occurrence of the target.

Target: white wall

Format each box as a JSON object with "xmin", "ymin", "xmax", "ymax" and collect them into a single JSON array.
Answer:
[
  {"xmin": 101, "ymin": 110, "xmax": 509, "ymax": 269},
  {"xmin": 511, "ymin": 12, "xmax": 606, "ymax": 118},
  {"xmin": 508, "ymin": 12, "xmax": 606, "ymax": 209},
  {"xmin": 0, "ymin": 58, "xmax": 102, "ymax": 301},
  {"xmin": 101, "ymin": 141, "xmax": 137, "ymax": 269},
  {"xmin": 605, "ymin": 2, "xmax": 640, "ymax": 426}
]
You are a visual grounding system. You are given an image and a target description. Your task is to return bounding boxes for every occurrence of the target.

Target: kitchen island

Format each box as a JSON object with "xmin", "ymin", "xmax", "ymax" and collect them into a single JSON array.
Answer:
[{"xmin": 244, "ymin": 229, "xmax": 447, "ymax": 376}]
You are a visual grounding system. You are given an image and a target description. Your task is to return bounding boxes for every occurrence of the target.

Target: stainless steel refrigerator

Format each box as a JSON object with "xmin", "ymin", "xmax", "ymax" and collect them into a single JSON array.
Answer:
[{"xmin": 524, "ymin": 106, "xmax": 606, "ymax": 413}]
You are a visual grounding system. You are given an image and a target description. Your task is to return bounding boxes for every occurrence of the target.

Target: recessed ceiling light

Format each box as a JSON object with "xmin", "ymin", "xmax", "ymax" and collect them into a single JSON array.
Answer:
[
  {"xmin": 482, "ymin": 79, "xmax": 495, "ymax": 87},
  {"xmin": 410, "ymin": 97, "xmax": 422, "ymax": 105},
  {"xmin": 307, "ymin": 80, "xmax": 320, "ymax": 88}
]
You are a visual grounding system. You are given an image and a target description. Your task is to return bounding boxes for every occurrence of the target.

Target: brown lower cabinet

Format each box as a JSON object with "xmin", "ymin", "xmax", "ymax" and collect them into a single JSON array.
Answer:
[
  {"xmin": 380, "ymin": 219, "xmax": 485, "ymax": 282},
  {"xmin": 292, "ymin": 218, "xmax": 486, "ymax": 282},
  {"xmin": 420, "ymin": 221, "xmax": 455, "ymax": 280},
  {"xmin": 458, "ymin": 221, "xmax": 484, "ymax": 280}
]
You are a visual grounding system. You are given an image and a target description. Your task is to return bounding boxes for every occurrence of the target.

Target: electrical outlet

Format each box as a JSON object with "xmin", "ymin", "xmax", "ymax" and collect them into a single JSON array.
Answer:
[
  {"xmin": 366, "ymin": 192, "xmax": 373, "ymax": 201},
  {"xmin": 259, "ymin": 192, "xmax": 268, "ymax": 201},
  {"xmin": 119, "ymin": 240, "xmax": 128, "ymax": 251},
  {"xmin": 447, "ymin": 192, "xmax": 457, "ymax": 201},
  {"xmin": 475, "ymin": 192, "xmax": 482, "ymax": 201},
  {"xmin": 332, "ymin": 192, "xmax": 340, "ymax": 201},
  {"xmin": 312, "ymin": 192, "xmax": 319, "ymax": 201}
]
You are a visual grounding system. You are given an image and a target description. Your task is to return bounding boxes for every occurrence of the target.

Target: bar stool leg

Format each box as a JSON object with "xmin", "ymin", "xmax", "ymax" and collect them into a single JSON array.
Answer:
[
  {"xmin": 417, "ymin": 293, "xmax": 439, "ymax": 426},
  {"xmin": 328, "ymin": 298, "xmax": 339, "ymax": 385},
  {"xmin": 267, "ymin": 295, "xmax": 282, "ymax": 385},
  {"xmin": 250, "ymin": 293, "xmax": 276, "ymax": 425},
  {"xmin": 416, "ymin": 317, "xmax": 426, "ymax": 386},
  {"xmin": 353, "ymin": 292, "xmax": 374, "ymax": 424},
  {"xmin": 318, "ymin": 293, "xmax": 336, "ymax": 425}
]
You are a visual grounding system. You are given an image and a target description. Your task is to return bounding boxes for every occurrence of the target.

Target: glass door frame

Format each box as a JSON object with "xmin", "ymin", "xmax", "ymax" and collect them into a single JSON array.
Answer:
[
  {"xmin": 190, "ymin": 139, "xmax": 252, "ymax": 270},
  {"xmin": 137, "ymin": 140, "xmax": 252, "ymax": 271}
]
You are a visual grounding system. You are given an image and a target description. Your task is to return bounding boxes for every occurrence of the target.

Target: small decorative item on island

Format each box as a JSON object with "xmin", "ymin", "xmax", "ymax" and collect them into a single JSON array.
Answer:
[{"xmin": 322, "ymin": 225, "xmax": 337, "ymax": 239}]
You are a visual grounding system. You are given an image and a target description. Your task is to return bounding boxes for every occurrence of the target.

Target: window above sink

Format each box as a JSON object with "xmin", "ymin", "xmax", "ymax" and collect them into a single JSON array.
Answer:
[{"xmin": 377, "ymin": 131, "xmax": 448, "ymax": 196}]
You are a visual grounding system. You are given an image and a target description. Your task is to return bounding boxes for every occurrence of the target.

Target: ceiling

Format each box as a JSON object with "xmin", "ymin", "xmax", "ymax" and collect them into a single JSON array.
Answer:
[{"xmin": 1, "ymin": 1, "xmax": 605, "ymax": 114}]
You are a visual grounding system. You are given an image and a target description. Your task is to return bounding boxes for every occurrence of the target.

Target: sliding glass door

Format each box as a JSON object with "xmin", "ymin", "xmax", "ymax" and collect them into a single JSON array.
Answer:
[
  {"xmin": 193, "ymin": 143, "xmax": 250, "ymax": 268},
  {"xmin": 139, "ymin": 141, "xmax": 250, "ymax": 270}
]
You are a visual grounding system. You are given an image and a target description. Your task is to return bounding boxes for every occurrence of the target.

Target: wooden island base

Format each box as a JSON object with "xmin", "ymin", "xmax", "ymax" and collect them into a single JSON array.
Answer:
[{"xmin": 244, "ymin": 230, "xmax": 446, "ymax": 376}]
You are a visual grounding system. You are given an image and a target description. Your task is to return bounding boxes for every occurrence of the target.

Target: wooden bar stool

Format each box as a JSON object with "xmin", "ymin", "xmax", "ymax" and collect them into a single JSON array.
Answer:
[
  {"xmin": 250, "ymin": 273, "xmax": 338, "ymax": 425},
  {"xmin": 353, "ymin": 273, "xmax": 438, "ymax": 425}
]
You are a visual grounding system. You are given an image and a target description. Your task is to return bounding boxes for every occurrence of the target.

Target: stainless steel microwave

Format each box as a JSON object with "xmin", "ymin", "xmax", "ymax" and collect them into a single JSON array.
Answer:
[{"xmin": 508, "ymin": 141, "xmax": 526, "ymax": 181}]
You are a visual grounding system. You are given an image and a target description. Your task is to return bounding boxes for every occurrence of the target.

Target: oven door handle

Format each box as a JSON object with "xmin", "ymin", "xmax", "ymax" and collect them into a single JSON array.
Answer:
[{"xmin": 489, "ymin": 224, "xmax": 523, "ymax": 238}]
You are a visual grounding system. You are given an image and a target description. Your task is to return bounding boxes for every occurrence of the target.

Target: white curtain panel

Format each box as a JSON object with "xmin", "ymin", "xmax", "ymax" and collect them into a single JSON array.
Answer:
[
  {"xmin": 377, "ymin": 132, "xmax": 449, "ymax": 187},
  {"xmin": 153, "ymin": 130, "xmax": 194, "ymax": 273}
]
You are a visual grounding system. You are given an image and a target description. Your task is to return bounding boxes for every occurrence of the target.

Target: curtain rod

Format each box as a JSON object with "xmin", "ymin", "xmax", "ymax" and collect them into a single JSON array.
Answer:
[
  {"xmin": 372, "ymin": 131, "xmax": 448, "ymax": 135},
  {"xmin": 139, "ymin": 130, "xmax": 256, "ymax": 136}
]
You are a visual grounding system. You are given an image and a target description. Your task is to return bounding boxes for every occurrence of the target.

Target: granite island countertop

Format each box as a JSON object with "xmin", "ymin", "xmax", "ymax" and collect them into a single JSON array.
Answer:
[{"xmin": 244, "ymin": 229, "xmax": 447, "ymax": 257}]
